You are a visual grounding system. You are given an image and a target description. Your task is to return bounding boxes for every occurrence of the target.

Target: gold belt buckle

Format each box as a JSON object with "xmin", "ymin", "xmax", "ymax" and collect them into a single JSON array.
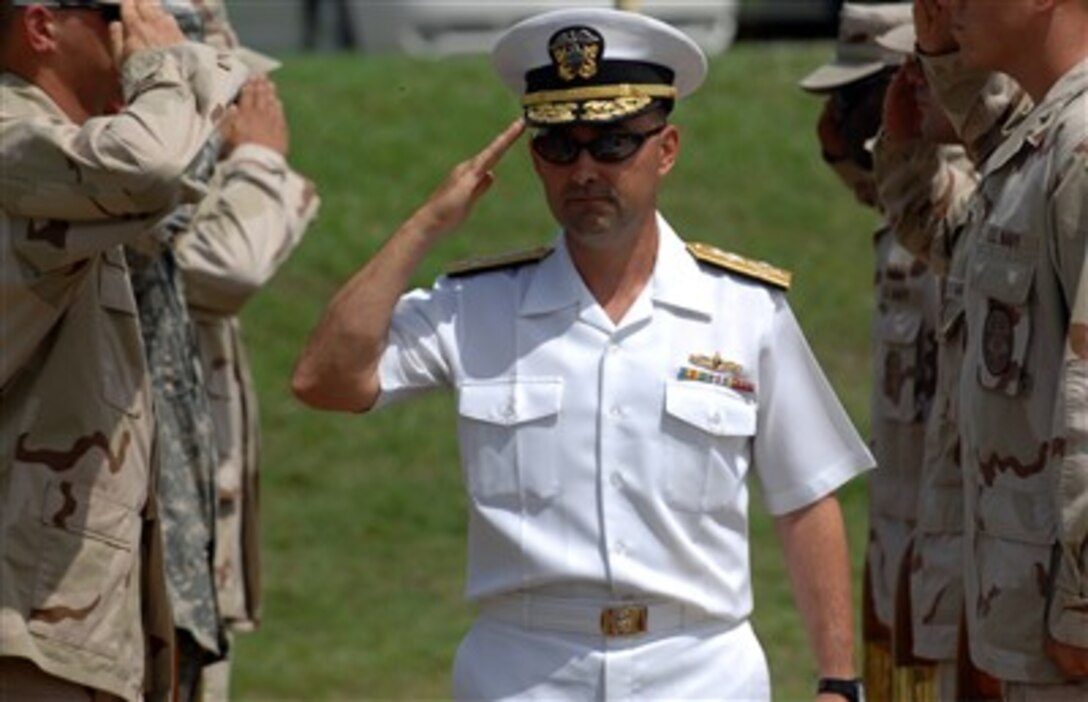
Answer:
[{"xmin": 600, "ymin": 604, "xmax": 648, "ymax": 637}]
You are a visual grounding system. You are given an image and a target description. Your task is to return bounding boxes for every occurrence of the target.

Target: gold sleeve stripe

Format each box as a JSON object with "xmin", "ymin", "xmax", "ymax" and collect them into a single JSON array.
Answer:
[{"xmin": 686, "ymin": 241, "xmax": 792, "ymax": 290}]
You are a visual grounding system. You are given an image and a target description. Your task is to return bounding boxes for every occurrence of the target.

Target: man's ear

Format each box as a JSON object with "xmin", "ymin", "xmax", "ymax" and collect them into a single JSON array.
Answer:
[
  {"xmin": 23, "ymin": 5, "xmax": 59, "ymax": 53},
  {"xmin": 657, "ymin": 124, "xmax": 680, "ymax": 177}
]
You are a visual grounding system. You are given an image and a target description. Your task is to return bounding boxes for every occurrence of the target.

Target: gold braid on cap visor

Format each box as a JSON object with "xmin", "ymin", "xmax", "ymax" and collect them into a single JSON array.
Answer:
[{"xmin": 523, "ymin": 84, "xmax": 678, "ymax": 124}]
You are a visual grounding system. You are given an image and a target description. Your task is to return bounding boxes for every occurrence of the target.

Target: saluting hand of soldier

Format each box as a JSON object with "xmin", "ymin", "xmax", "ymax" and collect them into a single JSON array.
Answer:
[
  {"xmin": 882, "ymin": 57, "xmax": 924, "ymax": 142},
  {"xmin": 221, "ymin": 77, "xmax": 289, "ymax": 157},
  {"xmin": 110, "ymin": 0, "xmax": 186, "ymax": 68},
  {"xmin": 913, "ymin": 0, "xmax": 957, "ymax": 55},
  {"xmin": 408, "ymin": 118, "xmax": 525, "ymax": 241}
]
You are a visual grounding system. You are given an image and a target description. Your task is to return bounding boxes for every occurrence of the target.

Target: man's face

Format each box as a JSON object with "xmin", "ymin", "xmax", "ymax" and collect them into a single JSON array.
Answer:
[
  {"xmin": 49, "ymin": 5, "xmax": 122, "ymax": 115},
  {"xmin": 945, "ymin": 0, "xmax": 1034, "ymax": 71},
  {"xmin": 529, "ymin": 111, "xmax": 677, "ymax": 250}
]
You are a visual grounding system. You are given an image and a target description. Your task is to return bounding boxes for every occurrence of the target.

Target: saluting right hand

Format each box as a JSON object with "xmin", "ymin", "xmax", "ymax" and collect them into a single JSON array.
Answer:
[
  {"xmin": 220, "ymin": 77, "xmax": 290, "ymax": 157},
  {"xmin": 110, "ymin": 0, "xmax": 186, "ymax": 68},
  {"xmin": 882, "ymin": 58, "xmax": 924, "ymax": 142},
  {"xmin": 408, "ymin": 118, "xmax": 526, "ymax": 241},
  {"xmin": 914, "ymin": 0, "xmax": 958, "ymax": 56}
]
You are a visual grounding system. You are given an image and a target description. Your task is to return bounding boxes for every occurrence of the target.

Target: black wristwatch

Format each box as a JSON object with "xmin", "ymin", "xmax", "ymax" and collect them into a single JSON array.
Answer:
[{"xmin": 817, "ymin": 677, "xmax": 865, "ymax": 702}]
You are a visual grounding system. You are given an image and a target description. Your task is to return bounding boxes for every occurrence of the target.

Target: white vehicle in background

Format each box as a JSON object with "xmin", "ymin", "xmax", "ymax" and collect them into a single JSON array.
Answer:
[
  {"xmin": 352, "ymin": 1, "xmax": 739, "ymax": 56},
  {"xmin": 227, "ymin": 1, "xmax": 739, "ymax": 56}
]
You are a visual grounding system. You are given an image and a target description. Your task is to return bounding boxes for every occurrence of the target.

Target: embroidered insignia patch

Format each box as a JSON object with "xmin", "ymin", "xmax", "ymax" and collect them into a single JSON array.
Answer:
[
  {"xmin": 982, "ymin": 302, "xmax": 1015, "ymax": 378},
  {"xmin": 549, "ymin": 26, "xmax": 603, "ymax": 82},
  {"xmin": 679, "ymin": 353, "xmax": 755, "ymax": 393}
]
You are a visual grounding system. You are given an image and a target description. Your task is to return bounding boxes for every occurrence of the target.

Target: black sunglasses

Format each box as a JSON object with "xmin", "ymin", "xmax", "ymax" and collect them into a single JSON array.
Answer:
[
  {"xmin": 531, "ymin": 124, "xmax": 667, "ymax": 166},
  {"xmin": 49, "ymin": 1, "xmax": 121, "ymax": 22}
]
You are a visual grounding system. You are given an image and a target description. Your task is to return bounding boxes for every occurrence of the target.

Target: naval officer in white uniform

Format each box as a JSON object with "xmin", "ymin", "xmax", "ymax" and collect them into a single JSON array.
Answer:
[{"xmin": 293, "ymin": 8, "xmax": 874, "ymax": 701}]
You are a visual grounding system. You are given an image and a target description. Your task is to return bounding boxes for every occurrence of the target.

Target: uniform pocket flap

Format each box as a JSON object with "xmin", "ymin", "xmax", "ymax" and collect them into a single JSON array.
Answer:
[
  {"xmin": 970, "ymin": 255, "xmax": 1034, "ymax": 305},
  {"xmin": 939, "ymin": 295, "xmax": 965, "ymax": 340},
  {"xmin": 41, "ymin": 480, "xmax": 140, "ymax": 550},
  {"xmin": 878, "ymin": 308, "xmax": 923, "ymax": 345},
  {"xmin": 98, "ymin": 252, "xmax": 137, "ymax": 315},
  {"xmin": 665, "ymin": 381, "xmax": 756, "ymax": 437},
  {"xmin": 458, "ymin": 378, "xmax": 563, "ymax": 426}
]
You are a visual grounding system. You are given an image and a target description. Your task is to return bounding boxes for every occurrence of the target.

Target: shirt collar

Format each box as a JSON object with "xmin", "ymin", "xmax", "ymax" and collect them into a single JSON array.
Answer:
[{"xmin": 519, "ymin": 213, "xmax": 714, "ymax": 319}]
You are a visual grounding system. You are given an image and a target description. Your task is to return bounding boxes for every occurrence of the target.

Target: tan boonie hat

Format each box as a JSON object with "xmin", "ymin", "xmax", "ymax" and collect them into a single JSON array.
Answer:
[
  {"xmin": 492, "ymin": 8, "xmax": 708, "ymax": 127},
  {"xmin": 877, "ymin": 22, "xmax": 916, "ymax": 57},
  {"xmin": 799, "ymin": 2, "xmax": 913, "ymax": 93}
]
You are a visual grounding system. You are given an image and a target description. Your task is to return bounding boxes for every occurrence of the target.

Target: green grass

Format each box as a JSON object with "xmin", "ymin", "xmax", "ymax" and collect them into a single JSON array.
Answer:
[{"xmin": 231, "ymin": 40, "xmax": 881, "ymax": 701}]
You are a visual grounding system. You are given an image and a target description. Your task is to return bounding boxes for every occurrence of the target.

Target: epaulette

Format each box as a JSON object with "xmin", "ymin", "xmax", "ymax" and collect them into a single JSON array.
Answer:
[
  {"xmin": 686, "ymin": 241, "xmax": 792, "ymax": 291},
  {"xmin": 445, "ymin": 245, "xmax": 554, "ymax": 278}
]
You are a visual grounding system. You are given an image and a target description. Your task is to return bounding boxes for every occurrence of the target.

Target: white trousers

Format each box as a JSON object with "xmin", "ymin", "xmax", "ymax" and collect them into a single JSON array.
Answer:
[{"xmin": 453, "ymin": 614, "xmax": 771, "ymax": 701}]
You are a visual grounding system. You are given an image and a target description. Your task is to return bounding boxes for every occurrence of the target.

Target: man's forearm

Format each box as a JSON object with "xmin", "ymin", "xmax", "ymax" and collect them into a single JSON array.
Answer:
[
  {"xmin": 291, "ymin": 213, "xmax": 441, "ymax": 413},
  {"xmin": 775, "ymin": 495, "xmax": 858, "ymax": 678}
]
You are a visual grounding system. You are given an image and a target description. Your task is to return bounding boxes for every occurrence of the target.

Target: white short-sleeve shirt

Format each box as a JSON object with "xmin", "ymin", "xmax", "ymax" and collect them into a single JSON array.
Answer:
[{"xmin": 377, "ymin": 215, "xmax": 873, "ymax": 621}]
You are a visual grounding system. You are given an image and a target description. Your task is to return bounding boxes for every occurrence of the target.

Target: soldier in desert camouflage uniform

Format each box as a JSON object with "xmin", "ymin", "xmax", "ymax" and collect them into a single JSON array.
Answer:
[
  {"xmin": 162, "ymin": 3, "xmax": 321, "ymax": 698},
  {"xmin": 0, "ymin": 0, "xmax": 247, "ymax": 699},
  {"xmin": 799, "ymin": 5, "xmax": 939, "ymax": 701},
  {"xmin": 909, "ymin": 0, "xmax": 1088, "ymax": 698},
  {"xmin": 872, "ymin": 17, "xmax": 1026, "ymax": 701}
]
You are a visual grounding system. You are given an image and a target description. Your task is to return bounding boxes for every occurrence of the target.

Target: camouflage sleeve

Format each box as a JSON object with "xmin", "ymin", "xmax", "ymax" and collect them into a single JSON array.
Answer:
[
  {"xmin": 1047, "ymin": 137, "xmax": 1088, "ymax": 649},
  {"xmin": 920, "ymin": 52, "xmax": 1030, "ymax": 165},
  {"xmin": 174, "ymin": 143, "xmax": 320, "ymax": 315},
  {"xmin": 0, "ymin": 42, "xmax": 248, "ymax": 222},
  {"xmin": 873, "ymin": 134, "xmax": 978, "ymax": 274}
]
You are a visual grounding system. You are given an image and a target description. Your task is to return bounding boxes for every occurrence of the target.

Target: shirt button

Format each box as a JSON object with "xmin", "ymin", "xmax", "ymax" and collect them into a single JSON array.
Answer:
[
  {"xmin": 610, "ymin": 472, "xmax": 626, "ymax": 490},
  {"xmin": 613, "ymin": 541, "xmax": 628, "ymax": 555},
  {"xmin": 500, "ymin": 404, "xmax": 516, "ymax": 421},
  {"xmin": 609, "ymin": 406, "xmax": 625, "ymax": 419},
  {"xmin": 708, "ymin": 411, "xmax": 722, "ymax": 426}
]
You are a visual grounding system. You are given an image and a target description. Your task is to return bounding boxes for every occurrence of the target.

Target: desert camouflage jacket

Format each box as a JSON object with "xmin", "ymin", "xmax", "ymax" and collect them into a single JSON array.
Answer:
[
  {"xmin": 923, "ymin": 52, "xmax": 1088, "ymax": 682},
  {"xmin": 174, "ymin": 143, "xmax": 319, "ymax": 629},
  {"xmin": 0, "ymin": 43, "xmax": 247, "ymax": 700}
]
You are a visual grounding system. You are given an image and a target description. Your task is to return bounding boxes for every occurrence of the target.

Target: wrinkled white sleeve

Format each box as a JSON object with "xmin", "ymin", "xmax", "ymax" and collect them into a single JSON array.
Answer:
[{"xmin": 754, "ymin": 294, "xmax": 875, "ymax": 515}]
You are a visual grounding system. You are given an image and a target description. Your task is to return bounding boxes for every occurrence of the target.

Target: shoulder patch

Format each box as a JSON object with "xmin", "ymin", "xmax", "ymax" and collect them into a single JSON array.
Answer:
[
  {"xmin": 686, "ymin": 241, "xmax": 792, "ymax": 290},
  {"xmin": 445, "ymin": 245, "xmax": 554, "ymax": 278}
]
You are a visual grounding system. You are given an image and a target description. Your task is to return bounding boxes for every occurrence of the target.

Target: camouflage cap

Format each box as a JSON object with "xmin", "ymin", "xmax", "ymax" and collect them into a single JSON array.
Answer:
[
  {"xmin": 161, "ymin": 0, "xmax": 281, "ymax": 74},
  {"xmin": 799, "ymin": 2, "xmax": 913, "ymax": 93}
]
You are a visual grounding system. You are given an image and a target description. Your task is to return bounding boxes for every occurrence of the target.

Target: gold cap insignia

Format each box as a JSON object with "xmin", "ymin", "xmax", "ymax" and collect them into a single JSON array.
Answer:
[{"xmin": 549, "ymin": 26, "xmax": 603, "ymax": 82}]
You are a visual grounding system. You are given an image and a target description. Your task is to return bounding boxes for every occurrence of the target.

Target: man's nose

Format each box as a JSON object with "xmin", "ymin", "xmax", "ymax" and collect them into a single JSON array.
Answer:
[{"xmin": 569, "ymin": 148, "xmax": 601, "ymax": 185}]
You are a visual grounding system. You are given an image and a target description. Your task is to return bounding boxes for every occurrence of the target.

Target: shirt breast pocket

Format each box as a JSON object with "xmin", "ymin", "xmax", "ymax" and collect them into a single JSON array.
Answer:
[
  {"xmin": 662, "ymin": 381, "xmax": 756, "ymax": 513},
  {"xmin": 876, "ymin": 308, "xmax": 925, "ymax": 423},
  {"xmin": 970, "ymin": 250, "xmax": 1034, "ymax": 397},
  {"xmin": 457, "ymin": 378, "xmax": 563, "ymax": 508}
]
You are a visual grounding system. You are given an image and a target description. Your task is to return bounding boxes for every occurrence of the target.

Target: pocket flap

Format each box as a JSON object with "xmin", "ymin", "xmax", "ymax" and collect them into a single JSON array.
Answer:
[
  {"xmin": 970, "ymin": 255, "xmax": 1034, "ymax": 305},
  {"xmin": 458, "ymin": 378, "xmax": 563, "ymax": 426},
  {"xmin": 41, "ymin": 480, "xmax": 139, "ymax": 550},
  {"xmin": 665, "ymin": 381, "xmax": 756, "ymax": 437},
  {"xmin": 878, "ymin": 308, "xmax": 923, "ymax": 345},
  {"xmin": 98, "ymin": 253, "xmax": 137, "ymax": 315}
]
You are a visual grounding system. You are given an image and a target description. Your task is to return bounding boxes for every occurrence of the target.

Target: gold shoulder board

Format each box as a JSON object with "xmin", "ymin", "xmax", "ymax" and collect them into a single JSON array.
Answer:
[
  {"xmin": 445, "ymin": 245, "xmax": 555, "ymax": 278},
  {"xmin": 686, "ymin": 241, "xmax": 792, "ymax": 290}
]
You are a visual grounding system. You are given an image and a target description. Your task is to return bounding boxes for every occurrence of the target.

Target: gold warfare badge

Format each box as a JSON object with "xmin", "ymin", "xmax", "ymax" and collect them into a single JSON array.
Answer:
[{"xmin": 548, "ymin": 26, "xmax": 603, "ymax": 82}]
